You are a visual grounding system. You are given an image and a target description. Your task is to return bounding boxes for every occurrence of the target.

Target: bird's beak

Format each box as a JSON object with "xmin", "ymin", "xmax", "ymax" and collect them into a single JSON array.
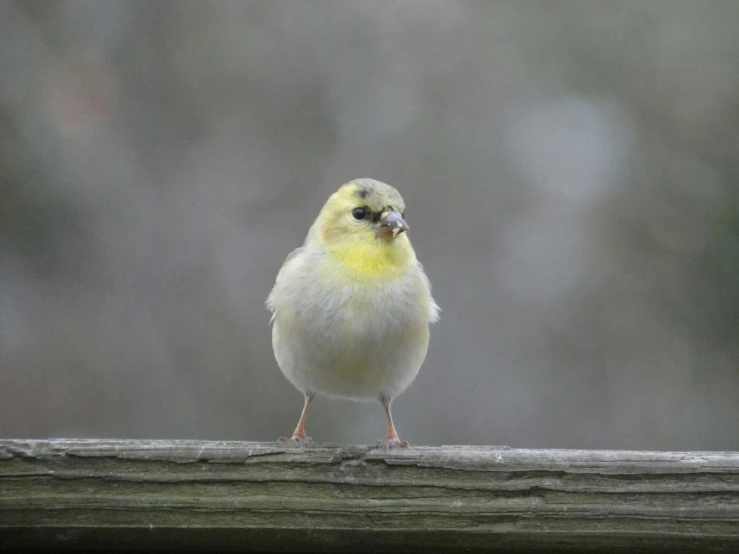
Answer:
[{"xmin": 377, "ymin": 211, "xmax": 409, "ymax": 239}]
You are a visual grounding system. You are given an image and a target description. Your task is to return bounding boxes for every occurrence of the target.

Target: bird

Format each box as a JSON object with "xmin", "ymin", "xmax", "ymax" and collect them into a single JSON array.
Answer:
[{"xmin": 266, "ymin": 178, "xmax": 439, "ymax": 447}]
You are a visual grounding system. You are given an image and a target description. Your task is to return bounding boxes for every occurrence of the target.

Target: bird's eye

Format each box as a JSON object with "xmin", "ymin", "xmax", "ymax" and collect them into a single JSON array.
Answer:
[{"xmin": 352, "ymin": 207, "xmax": 367, "ymax": 220}]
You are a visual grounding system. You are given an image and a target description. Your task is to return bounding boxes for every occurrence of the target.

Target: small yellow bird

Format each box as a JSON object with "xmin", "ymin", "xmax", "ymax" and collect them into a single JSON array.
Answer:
[{"xmin": 267, "ymin": 178, "xmax": 439, "ymax": 447}]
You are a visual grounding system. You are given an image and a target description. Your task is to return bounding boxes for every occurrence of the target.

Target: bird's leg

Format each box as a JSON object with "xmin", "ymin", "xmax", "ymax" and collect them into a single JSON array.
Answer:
[
  {"xmin": 278, "ymin": 393, "xmax": 313, "ymax": 443},
  {"xmin": 377, "ymin": 396, "xmax": 409, "ymax": 448}
]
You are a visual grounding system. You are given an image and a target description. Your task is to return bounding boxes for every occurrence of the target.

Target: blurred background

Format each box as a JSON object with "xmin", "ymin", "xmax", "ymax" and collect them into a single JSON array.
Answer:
[{"xmin": 1, "ymin": 0, "xmax": 738, "ymax": 450}]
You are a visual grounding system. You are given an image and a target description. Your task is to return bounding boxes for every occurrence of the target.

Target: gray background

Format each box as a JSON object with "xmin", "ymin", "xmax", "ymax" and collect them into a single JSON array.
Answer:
[{"xmin": 1, "ymin": 1, "xmax": 738, "ymax": 450}]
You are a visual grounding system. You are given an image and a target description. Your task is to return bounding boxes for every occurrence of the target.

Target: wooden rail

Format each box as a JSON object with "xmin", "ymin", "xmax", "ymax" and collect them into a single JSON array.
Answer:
[{"xmin": 1, "ymin": 439, "xmax": 739, "ymax": 552}]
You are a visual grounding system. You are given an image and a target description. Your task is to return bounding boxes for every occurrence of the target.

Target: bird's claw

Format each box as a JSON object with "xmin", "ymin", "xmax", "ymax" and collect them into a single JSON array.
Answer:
[
  {"xmin": 376, "ymin": 437, "xmax": 409, "ymax": 449},
  {"xmin": 277, "ymin": 435, "xmax": 312, "ymax": 444}
]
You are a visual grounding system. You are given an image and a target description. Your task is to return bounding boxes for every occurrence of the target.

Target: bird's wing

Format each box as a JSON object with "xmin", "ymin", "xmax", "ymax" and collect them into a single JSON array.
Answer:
[
  {"xmin": 276, "ymin": 246, "xmax": 305, "ymax": 281},
  {"xmin": 266, "ymin": 246, "xmax": 305, "ymax": 318}
]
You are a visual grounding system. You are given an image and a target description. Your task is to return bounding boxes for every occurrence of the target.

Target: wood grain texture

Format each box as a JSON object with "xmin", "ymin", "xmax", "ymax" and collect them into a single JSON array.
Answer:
[{"xmin": 1, "ymin": 439, "xmax": 739, "ymax": 552}]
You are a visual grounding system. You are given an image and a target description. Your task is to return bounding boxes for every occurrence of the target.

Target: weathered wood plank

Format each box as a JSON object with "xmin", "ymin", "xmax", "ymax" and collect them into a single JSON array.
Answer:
[{"xmin": 1, "ymin": 439, "xmax": 739, "ymax": 552}]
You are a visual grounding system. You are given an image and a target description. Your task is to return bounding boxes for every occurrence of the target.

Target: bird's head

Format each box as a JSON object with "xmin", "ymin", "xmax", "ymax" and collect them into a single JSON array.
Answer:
[{"xmin": 310, "ymin": 178, "xmax": 415, "ymax": 278}]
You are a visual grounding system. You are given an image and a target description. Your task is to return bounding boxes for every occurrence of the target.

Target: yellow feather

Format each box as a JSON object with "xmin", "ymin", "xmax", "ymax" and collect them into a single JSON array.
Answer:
[{"xmin": 324, "ymin": 232, "xmax": 415, "ymax": 280}]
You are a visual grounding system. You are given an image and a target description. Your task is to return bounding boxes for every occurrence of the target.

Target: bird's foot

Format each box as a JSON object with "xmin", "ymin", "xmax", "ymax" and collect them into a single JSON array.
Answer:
[
  {"xmin": 376, "ymin": 437, "xmax": 409, "ymax": 449},
  {"xmin": 277, "ymin": 434, "xmax": 312, "ymax": 444}
]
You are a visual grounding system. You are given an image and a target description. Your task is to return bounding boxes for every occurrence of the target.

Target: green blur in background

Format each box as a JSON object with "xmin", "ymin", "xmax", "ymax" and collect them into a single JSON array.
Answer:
[{"xmin": 1, "ymin": 1, "xmax": 738, "ymax": 449}]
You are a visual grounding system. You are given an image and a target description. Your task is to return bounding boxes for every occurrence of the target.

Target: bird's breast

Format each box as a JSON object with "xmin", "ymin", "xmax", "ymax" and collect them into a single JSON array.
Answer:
[
  {"xmin": 271, "ymin": 263, "xmax": 432, "ymax": 399},
  {"xmin": 290, "ymin": 276, "xmax": 425, "ymax": 358}
]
